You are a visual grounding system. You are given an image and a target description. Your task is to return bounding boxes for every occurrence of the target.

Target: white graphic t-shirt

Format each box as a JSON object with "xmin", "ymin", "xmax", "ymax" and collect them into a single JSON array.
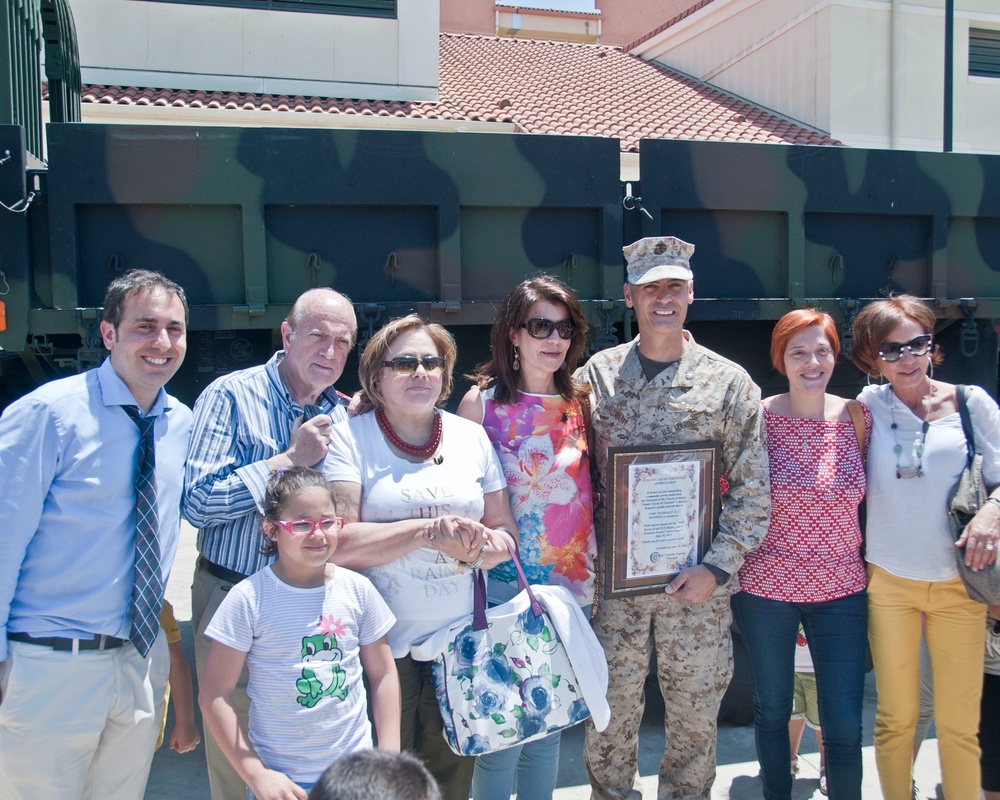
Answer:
[
  {"xmin": 205, "ymin": 565, "xmax": 394, "ymax": 783},
  {"xmin": 326, "ymin": 410, "xmax": 506, "ymax": 657}
]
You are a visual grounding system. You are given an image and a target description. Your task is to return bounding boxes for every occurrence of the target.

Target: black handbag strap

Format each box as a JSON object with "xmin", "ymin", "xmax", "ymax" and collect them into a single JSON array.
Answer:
[{"xmin": 956, "ymin": 384, "xmax": 976, "ymax": 466}]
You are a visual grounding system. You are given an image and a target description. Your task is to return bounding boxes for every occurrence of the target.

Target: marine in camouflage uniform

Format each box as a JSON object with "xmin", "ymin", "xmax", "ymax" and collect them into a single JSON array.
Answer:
[{"xmin": 577, "ymin": 237, "xmax": 770, "ymax": 800}]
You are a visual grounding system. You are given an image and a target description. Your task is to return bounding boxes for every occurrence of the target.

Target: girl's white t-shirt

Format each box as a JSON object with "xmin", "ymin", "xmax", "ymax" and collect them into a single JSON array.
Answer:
[{"xmin": 205, "ymin": 565, "xmax": 395, "ymax": 783}]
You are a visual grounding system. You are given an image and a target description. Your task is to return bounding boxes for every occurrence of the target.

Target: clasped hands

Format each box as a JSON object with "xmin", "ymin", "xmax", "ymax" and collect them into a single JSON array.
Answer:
[{"xmin": 422, "ymin": 515, "xmax": 493, "ymax": 564}]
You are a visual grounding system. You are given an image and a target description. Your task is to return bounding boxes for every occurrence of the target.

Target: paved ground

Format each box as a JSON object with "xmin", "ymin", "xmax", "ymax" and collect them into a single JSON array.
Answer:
[{"xmin": 146, "ymin": 525, "xmax": 944, "ymax": 799}]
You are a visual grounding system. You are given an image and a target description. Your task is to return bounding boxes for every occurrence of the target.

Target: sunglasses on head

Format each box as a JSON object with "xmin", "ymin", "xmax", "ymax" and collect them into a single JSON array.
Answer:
[
  {"xmin": 272, "ymin": 518, "xmax": 345, "ymax": 536},
  {"xmin": 381, "ymin": 355, "xmax": 447, "ymax": 376},
  {"xmin": 520, "ymin": 318, "xmax": 576, "ymax": 340},
  {"xmin": 878, "ymin": 334, "xmax": 933, "ymax": 363}
]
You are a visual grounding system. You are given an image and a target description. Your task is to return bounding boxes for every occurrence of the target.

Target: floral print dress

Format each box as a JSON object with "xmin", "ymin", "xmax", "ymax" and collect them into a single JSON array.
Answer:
[{"xmin": 481, "ymin": 387, "xmax": 598, "ymax": 605}]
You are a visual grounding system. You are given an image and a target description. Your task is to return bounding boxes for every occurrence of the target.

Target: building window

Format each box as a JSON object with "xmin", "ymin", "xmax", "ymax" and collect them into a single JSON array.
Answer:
[
  {"xmin": 969, "ymin": 28, "xmax": 1000, "ymax": 78},
  {"xmin": 141, "ymin": 0, "xmax": 396, "ymax": 20}
]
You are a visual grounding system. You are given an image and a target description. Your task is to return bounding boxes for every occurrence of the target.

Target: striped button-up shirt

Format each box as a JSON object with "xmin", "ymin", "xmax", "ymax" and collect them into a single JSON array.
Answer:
[{"xmin": 183, "ymin": 351, "xmax": 349, "ymax": 576}]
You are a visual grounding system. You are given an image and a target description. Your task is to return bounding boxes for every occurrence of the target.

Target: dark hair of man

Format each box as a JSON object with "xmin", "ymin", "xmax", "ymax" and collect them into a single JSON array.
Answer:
[
  {"xmin": 307, "ymin": 749, "xmax": 442, "ymax": 800},
  {"xmin": 101, "ymin": 269, "xmax": 189, "ymax": 328},
  {"xmin": 468, "ymin": 275, "xmax": 591, "ymax": 405},
  {"xmin": 259, "ymin": 467, "xmax": 337, "ymax": 557}
]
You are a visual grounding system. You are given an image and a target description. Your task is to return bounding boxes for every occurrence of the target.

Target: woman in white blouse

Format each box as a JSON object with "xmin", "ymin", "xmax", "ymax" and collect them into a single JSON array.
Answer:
[{"xmin": 851, "ymin": 295, "xmax": 1000, "ymax": 800}]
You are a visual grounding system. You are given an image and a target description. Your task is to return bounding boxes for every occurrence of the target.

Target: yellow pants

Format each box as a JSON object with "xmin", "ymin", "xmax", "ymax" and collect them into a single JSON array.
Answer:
[{"xmin": 867, "ymin": 564, "xmax": 986, "ymax": 800}]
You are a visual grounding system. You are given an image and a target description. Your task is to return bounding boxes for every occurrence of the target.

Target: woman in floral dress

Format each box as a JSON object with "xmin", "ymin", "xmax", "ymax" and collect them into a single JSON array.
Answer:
[{"xmin": 458, "ymin": 275, "xmax": 598, "ymax": 800}]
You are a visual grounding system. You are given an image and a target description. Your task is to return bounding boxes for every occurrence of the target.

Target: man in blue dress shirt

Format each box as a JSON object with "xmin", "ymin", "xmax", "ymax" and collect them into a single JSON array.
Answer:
[
  {"xmin": 183, "ymin": 287, "xmax": 357, "ymax": 800},
  {"xmin": 0, "ymin": 269, "xmax": 193, "ymax": 800}
]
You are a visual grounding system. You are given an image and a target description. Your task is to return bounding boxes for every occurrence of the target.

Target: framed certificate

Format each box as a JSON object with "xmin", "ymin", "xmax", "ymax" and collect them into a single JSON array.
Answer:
[{"xmin": 604, "ymin": 441, "xmax": 722, "ymax": 599}]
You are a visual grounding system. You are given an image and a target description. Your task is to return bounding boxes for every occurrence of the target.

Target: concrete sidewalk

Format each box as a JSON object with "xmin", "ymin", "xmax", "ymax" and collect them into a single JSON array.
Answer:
[{"xmin": 146, "ymin": 525, "xmax": 944, "ymax": 799}]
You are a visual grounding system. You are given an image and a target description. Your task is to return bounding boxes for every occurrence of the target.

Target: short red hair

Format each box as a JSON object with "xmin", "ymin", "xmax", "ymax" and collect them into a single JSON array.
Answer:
[{"xmin": 770, "ymin": 309, "xmax": 840, "ymax": 375}]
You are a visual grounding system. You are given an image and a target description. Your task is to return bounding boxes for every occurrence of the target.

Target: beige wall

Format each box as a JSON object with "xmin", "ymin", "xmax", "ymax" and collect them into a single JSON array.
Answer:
[
  {"xmin": 439, "ymin": 0, "xmax": 697, "ymax": 46},
  {"xmin": 440, "ymin": 0, "xmax": 494, "ymax": 35},
  {"xmin": 632, "ymin": 0, "xmax": 1000, "ymax": 154},
  {"xmin": 596, "ymin": 0, "xmax": 713, "ymax": 47},
  {"xmin": 72, "ymin": 0, "xmax": 439, "ymax": 102}
]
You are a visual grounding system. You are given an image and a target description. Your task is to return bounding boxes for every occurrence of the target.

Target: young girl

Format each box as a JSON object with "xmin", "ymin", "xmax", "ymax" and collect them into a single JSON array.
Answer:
[{"xmin": 199, "ymin": 467, "xmax": 400, "ymax": 800}]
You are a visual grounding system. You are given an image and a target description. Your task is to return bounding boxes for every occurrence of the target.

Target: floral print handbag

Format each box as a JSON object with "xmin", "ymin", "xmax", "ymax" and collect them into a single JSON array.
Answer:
[{"xmin": 410, "ymin": 543, "xmax": 610, "ymax": 756}]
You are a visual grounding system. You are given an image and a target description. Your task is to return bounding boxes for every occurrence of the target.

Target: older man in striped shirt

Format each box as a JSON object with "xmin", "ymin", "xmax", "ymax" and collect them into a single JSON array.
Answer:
[{"xmin": 183, "ymin": 287, "xmax": 357, "ymax": 800}]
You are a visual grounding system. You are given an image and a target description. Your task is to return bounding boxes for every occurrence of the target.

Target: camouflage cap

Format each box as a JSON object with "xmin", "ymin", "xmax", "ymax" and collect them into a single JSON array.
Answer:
[{"xmin": 624, "ymin": 236, "xmax": 695, "ymax": 284}]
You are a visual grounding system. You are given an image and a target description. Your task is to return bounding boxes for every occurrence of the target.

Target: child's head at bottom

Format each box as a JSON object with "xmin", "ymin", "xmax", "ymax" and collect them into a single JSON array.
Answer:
[
  {"xmin": 260, "ymin": 467, "xmax": 342, "ymax": 560},
  {"xmin": 307, "ymin": 750, "xmax": 441, "ymax": 800}
]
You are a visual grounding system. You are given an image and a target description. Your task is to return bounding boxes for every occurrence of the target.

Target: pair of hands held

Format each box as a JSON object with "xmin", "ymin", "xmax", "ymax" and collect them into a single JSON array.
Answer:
[{"xmin": 422, "ymin": 514, "xmax": 494, "ymax": 564}]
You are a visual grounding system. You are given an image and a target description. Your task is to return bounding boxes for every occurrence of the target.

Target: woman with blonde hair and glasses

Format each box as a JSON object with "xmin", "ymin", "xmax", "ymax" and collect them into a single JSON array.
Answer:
[
  {"xmin": 851, "ymin": 295, "xmax": 1000, "ymax": 800},
  {"xmin": 325, "ymin": 315, "xmax": 517, "ymax": 800}
]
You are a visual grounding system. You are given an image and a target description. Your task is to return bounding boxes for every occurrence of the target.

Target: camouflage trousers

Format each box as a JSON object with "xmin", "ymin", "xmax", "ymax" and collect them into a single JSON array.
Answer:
[{"xmin": 584, "ymin": 591, "xmax": 734, "ymax": 800}]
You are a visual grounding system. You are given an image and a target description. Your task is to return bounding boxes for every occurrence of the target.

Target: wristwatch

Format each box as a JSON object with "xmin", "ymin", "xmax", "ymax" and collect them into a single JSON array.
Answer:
[
  {"xmin": 704, "ymin": 563, "xmax": 731, "ymax": 586},
  {"xmin": 988, "ymin": 497, "xmax": 1000, "ymax": 510}
]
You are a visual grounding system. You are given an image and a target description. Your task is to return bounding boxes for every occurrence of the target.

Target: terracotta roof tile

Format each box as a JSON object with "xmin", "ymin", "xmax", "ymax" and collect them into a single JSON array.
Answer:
[{"xmin": 66, "ymin": 33, "xmax": 839, "ymax": 150}]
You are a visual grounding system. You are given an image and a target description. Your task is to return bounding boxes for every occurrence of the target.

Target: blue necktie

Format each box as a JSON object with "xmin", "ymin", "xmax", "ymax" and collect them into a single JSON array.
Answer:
[{"xmin": 122, "ymin": 406, "xmax": 163, "ymax": 658}]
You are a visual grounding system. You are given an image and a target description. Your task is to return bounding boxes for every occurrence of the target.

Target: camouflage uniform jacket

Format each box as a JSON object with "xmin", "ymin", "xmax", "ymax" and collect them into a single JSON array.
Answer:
[{"xmin": 578, "ymin": 331, "xmax": 770, "ymax": 588}]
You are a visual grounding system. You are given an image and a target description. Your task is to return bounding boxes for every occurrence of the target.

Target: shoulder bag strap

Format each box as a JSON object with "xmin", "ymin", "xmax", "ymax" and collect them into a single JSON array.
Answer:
[
  {"xmin": 577, "ymin": 391, "xmax": 602, "ymax": 620},
  {"xmin": 846, "ymin": 399, "xmax": 869, "ymax": 557},
  {"xmin": 578, "ymin": 392, "xmax": 600, "ymax": 489},
  {"xmin": 956, "ymin": 385, "xmax": 976, "ymax": 466},
  {"xmin": 846, "ymin": 400, "xmax": 867, "ymax": 466}
]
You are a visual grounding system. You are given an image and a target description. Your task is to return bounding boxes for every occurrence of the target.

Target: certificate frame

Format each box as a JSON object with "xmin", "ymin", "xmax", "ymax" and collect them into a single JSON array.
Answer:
[{"xmin": 604, "ymin": 441, "xmax": 722, "ymax": 599}]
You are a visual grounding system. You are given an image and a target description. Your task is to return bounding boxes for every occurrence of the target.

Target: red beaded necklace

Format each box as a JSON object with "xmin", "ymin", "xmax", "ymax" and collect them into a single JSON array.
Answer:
[{"xmin": 375, "ymin": 408, "xmax": 443, "ymax": 459}]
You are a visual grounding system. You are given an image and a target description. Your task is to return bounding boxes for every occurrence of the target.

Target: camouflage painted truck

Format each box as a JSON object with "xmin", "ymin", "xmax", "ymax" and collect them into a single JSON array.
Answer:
[{"xmin": 1, "ymin": 122, "xmax": 998, "ymax": 410}]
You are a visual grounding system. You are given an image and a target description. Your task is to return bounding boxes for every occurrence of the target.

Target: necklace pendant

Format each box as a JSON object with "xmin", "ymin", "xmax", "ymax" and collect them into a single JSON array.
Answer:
[{"xmin": 897, "ymin": 466, "xmax": 921, "ymax": 480}]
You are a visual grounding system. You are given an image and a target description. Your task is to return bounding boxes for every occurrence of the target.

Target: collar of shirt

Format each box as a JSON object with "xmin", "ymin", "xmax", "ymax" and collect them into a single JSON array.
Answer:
[
  {"xmin": 627, "ymin": 330, "xmax": 699, "ymax": 387},
  {"xmin": 266, "ymin": 351, "xmax": 347, "ymax": 416},
  {"xmin": 96, "ymin": 357, "xmax": 171, "ymax": 417}
]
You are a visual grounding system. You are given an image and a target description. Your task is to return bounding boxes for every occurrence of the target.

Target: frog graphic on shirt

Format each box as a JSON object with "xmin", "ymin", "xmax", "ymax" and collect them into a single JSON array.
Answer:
[{"xmin": 296, "ymin": 630, "xmax": 348, "ymax": 708}]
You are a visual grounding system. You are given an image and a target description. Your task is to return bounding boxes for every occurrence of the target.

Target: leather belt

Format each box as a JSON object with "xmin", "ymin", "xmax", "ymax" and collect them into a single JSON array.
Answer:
[
  {"xmin": 198, "ymin": 555, "xmax": 248, "ymax": 585},
  {"xmin": 8, "ymin": 632, "xmax": 127, "ymax": 651}
]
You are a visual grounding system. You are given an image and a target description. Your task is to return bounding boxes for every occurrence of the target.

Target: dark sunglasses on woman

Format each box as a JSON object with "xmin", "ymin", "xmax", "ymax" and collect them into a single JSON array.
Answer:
[
  {"xmin": 520, "ymin": 318, "xmax": 576, "ymax": 340},
  {"xmin": 381, "ymin": 355, "xmax": 447, "ymax": 375},
  {"xmin": 878, "ymin": 334, "xmax": 933, "ymax": 363}
]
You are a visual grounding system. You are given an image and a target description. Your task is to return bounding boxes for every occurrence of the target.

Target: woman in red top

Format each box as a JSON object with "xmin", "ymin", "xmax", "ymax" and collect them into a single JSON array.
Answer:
[{"xmin": 733, "ymin": 309, "xmax": 870, "ymax": 800}]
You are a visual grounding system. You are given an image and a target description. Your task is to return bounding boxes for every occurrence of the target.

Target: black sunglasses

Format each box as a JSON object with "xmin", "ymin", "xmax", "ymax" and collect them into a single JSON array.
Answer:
[
  {"xmin": 520, "ymin": 318, "xmax": 576, "ymax": 340},
  {"xmin": 878, "ymin": 334, "xmax": 933, "ymax": 363},
  {"xmin": 381, "ymin": 355, "xmax": 446, "ymax": 376}
]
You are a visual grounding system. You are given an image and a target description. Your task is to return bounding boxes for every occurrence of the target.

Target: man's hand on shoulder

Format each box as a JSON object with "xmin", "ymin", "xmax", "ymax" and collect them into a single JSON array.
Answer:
[
  {"xmin": 347, "ymin": 392, "xmax": 371, "ymax": 417},
  {"xmin": 664, "ymin": 564, "xmax": 719, "ymax": 603}
]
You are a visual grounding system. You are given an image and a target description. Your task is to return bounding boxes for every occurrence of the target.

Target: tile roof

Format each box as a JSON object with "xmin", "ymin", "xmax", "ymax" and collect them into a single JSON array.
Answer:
[{"xmin": 71, "ymin": 32, "xmax": 839, "ymax": 151}]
